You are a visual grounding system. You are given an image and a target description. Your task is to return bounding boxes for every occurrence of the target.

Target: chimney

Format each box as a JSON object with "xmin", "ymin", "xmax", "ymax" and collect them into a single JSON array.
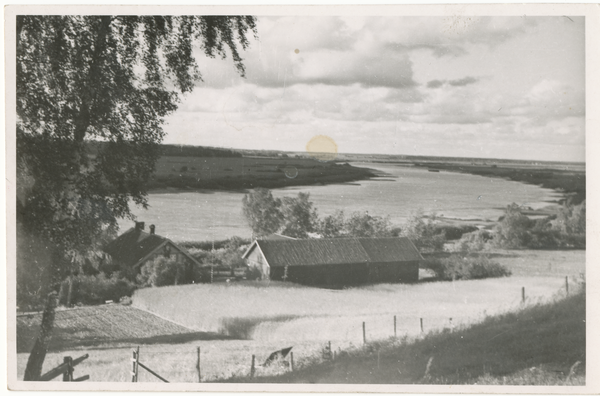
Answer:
[
  {"xmin": 135, "ymin": 221, "xmax": 145, "ymax": 231},
  {"xmin": 149, "ymin": 224, "xmax": 156, "ymax": 235}
]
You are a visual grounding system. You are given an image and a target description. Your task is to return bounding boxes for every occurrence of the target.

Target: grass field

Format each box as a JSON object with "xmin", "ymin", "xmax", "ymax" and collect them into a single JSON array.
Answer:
[
  {"xmin": 132, "ymin": 275, "xmax": 576, "ymax": 344},
  {"xmin": 224, "ymin": 287, "xmax": 585, "ymax": 385},
  {"xmin": 149, "ymin": 156, "xmax": 375, "ymax": 191}
]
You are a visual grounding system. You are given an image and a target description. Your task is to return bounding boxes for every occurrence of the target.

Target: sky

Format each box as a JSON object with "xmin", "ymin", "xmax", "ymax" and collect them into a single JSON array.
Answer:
[{"xmin": 162, "ymin": 16, "xmax": 585, "ymax": 162}]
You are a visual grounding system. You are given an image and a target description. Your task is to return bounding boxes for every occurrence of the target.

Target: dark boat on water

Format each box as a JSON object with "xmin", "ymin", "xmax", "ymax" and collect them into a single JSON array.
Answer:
[{"xmin": 428, "ymin": 169, "xmax": 440, "ymax": 172}]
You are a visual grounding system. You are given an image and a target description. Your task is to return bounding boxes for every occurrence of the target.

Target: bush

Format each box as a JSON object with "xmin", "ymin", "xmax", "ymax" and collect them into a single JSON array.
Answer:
[
  {"xmin": 59, "ymin": 274, "xmax": 137, "ymax": 306},
  {"xmin": 455, "ymin": 230, "xmax": 492, "ymax": 252},
  {"xmin": 556, "ymin": 200, "xmax": 585, "ymax": 235},
  {"xmin": 493, "ymin": 201, "xmax": 586, "ymax": 249},
  {"xmin": 424, "ymin": 254, "xmax": 511, "ymax": 281},
  {"xmin": 401, "ymin": 210, "xmax": 446, "ymax": 252},
  {"xmin": 137, "ymin": 256, "xmax": 188, "ymax": 287},
  {"xmin": 494, "ymin": 203, "xmax": 533, "ymax": 248},
  {"xmin": 434, "ymin": 225, "xmax": 479, "ymax": 241}
]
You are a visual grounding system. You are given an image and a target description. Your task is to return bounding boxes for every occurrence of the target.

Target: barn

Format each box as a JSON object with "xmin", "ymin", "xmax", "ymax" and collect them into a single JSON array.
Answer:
[
  {"xmin": 104, "ymin": 222, "xmax": 200, "ymax": 279},
  {"xmin": 242, "ymin": 237, "xmax": 423, "ymax": 286}
]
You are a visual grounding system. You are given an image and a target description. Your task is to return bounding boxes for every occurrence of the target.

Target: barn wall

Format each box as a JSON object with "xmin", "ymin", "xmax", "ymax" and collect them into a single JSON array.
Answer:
[
  {"xmin": 271, "ymin": 261, "xmax": 420, "ymax": 286},
  {"xmin": 271, "ymin": 263, "xmax": 369, "ymax": 286},
  {"xmin": 367, "ymin": 261, "xmax": 420, "ymax": 283}
]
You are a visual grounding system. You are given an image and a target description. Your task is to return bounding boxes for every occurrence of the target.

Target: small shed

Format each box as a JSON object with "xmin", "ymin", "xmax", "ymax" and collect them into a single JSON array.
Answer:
[{"xmin": 242, "ymin": 237, "xmax": 423, "ymax": 286}]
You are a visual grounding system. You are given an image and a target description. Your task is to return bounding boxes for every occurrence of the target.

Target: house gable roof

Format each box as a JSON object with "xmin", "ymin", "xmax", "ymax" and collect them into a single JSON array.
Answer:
[
  {"xmin": 105, "ymin": 227, "xmax": 199, "ymax": 268},
  {"xmin": 244, "ymin": 237, "xmax": 423, "ymax": 267}
]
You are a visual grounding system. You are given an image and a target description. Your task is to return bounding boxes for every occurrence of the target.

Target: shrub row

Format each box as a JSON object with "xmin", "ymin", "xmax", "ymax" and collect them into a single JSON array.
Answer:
[
  {"xmin": 58, "ymin": 274, "xmax": 137, "ymax": 306},
  {"xmin": 424, "ymin": 254, "xmax": 511, "ymax": 281}
]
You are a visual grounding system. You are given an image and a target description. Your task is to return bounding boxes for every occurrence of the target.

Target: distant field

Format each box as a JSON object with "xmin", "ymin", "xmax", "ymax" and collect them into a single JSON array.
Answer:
[
  {"xmin": 149, "ymin": 156, "xmax": 375, "ymax": 191},
  {"xmin": 489, "ymin": 249, "xmax": 585, "ymax": 278}
]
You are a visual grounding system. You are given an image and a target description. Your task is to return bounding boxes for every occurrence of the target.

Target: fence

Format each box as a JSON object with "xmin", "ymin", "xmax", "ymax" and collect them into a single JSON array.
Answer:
[
  {"xmin": 125, "ymin": 285, "xmax": 562, "ymax": 382},
  {"xmin": 124, "ymin": 314, "xmax": 451, "ymax": 382}
]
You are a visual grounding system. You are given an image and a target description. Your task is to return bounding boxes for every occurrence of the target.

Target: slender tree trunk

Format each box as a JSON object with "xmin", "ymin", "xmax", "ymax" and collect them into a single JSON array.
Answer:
[
  {"xmin": 23, "ymin": 292, "xmax": 58, "ymax": 381},
  {"xmin": 66, "ymin": 275, "xmax": 73, "ymax": 307}
]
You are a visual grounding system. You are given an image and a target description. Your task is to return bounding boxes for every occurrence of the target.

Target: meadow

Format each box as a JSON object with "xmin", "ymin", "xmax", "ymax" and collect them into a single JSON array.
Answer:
[
  {"xmin": 132, "ymin": 274, "xmax": 577, "ymax": 344},
  {"xmin": 226, "ymin": 287, "xmax": 586, "ymax": 385}
]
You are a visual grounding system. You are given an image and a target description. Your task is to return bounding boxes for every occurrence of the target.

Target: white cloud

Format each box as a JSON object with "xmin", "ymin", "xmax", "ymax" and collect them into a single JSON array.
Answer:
[{"xmin": 163, "ymin": 16, "xmax": 585, "ymax": 162}]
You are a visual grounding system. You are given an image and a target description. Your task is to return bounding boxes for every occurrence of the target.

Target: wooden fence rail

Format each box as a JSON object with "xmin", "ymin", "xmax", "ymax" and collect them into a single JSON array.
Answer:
[{"xmin": 39, "ymin": 353, "xmax": 89, "ymax": 382}]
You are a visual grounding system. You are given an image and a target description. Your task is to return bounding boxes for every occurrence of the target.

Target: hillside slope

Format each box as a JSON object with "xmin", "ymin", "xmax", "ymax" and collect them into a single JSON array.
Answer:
[{"xmin": 225, "ymin": 289, "xmax": 585, "ymax": 385}]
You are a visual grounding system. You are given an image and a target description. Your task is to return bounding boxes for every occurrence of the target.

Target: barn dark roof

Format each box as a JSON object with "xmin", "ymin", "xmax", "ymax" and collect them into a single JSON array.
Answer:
[
  {"xmin": 244, "ymin": 237, "xmax": 422, "ymax": 267},
  {"xmin": 105, "ymin": 226, "xmax": 198, "ymax": 268},
  {"xmin": 262, "ymin": 234, "xmax": 298, "ymax": 241}
]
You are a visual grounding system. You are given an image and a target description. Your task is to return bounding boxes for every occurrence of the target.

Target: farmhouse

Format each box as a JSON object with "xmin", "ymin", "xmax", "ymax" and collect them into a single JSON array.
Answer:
[
  {"xmin": 242, "ymin": 237, "xmax": 423, "ymax": 286},
  {"xmin": 105, "ymin": 222, "xmax": 200, "ymax": 277}
]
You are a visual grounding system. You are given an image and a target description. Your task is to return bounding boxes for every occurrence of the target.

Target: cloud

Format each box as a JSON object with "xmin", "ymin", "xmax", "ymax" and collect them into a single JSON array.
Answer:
[
  {"xmin": 427, "ymin": 80, "xmax": 445, "ymax": 89},
  {"xmin": 191, "ymin": 16, "xmax": 543, "ymax": 91},
  {"xmin": 164, "ymin": 16, "xmax": 584, "ymax": 162},
  {"xmin": 427, "ymin": 77, "xmax": 479, "ymax": 89},
  {"xmin": 449, "ymin": 77, "xmax": 479, "ymax": 87},
  {"xmin": 509, "ymin": 79, "xmax": 585, "ymax": 122}
]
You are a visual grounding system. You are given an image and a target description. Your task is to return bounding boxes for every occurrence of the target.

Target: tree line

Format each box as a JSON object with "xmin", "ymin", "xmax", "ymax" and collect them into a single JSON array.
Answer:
[
  {"xmin": 241, "ymin": 188, "xmax": 445, "ymax": 251},
  {"xmin": 160, "ymin": 144, "xmax": 242, "ymax": 158}
]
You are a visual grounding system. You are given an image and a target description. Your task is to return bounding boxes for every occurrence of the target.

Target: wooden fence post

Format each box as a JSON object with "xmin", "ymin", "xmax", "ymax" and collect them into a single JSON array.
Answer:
[
  {"xmin": 197, "ymin": 347, "xmax": 201, "ymax": 383},
  {"xmin": 449, "ymin": 317, "xmax": 453, "ymax": 333},
  {"xmin": 290, "ymin": 352, "xmax": 294, "ymax": 371},
  {"xmin": 566, "ymin": 276, "xmax": 569, "ymax": 295},
  {"xmin": 131, "ymin": 347, "xmax": 139, "ymax": 382},
  {"xmin": 62, "ymin": 357, "xmax": 73, "ymax": 382},
  {"xmin": 394, "ymin": 315, "xmax": 397, "ymax": 338},
  {"xmin": 250, "ymin": 355, "xmax": 256, "ymax": 378},
  {"xmin": 420, "ymin": 318, "xmax": 424, "ymax": 334},
  {"xmin": 362, "ymin": 322, "xmax": 366, "ymax": 344},
  {"xmin": 522, "ymin": 287, "xmax": 525, "ymax": 303}
]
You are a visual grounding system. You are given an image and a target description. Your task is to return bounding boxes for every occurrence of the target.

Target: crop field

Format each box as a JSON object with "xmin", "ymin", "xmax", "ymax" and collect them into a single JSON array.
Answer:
[
  {"xmin": 16, "ymin": 305, "xmax": 197, "ymax": 353},
  {"xmin": 149, "ymin": 156, "xmax": 374, "ymax": 191}
]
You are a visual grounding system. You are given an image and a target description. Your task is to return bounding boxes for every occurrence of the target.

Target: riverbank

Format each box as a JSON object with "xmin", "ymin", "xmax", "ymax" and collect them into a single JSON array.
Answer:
[
  {"xmin": 147, "ymin": 156, "xmax": 377, "ymax": 193},
  {"xmin": 412, "ymin": 162, "xmax": 585, "ymax": 204}
]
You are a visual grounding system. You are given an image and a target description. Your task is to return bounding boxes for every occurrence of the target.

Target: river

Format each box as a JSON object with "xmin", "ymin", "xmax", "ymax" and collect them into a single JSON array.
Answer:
[{"xmin": 117, "ymin": 162, "xmax": 560, "ymax": 242}]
